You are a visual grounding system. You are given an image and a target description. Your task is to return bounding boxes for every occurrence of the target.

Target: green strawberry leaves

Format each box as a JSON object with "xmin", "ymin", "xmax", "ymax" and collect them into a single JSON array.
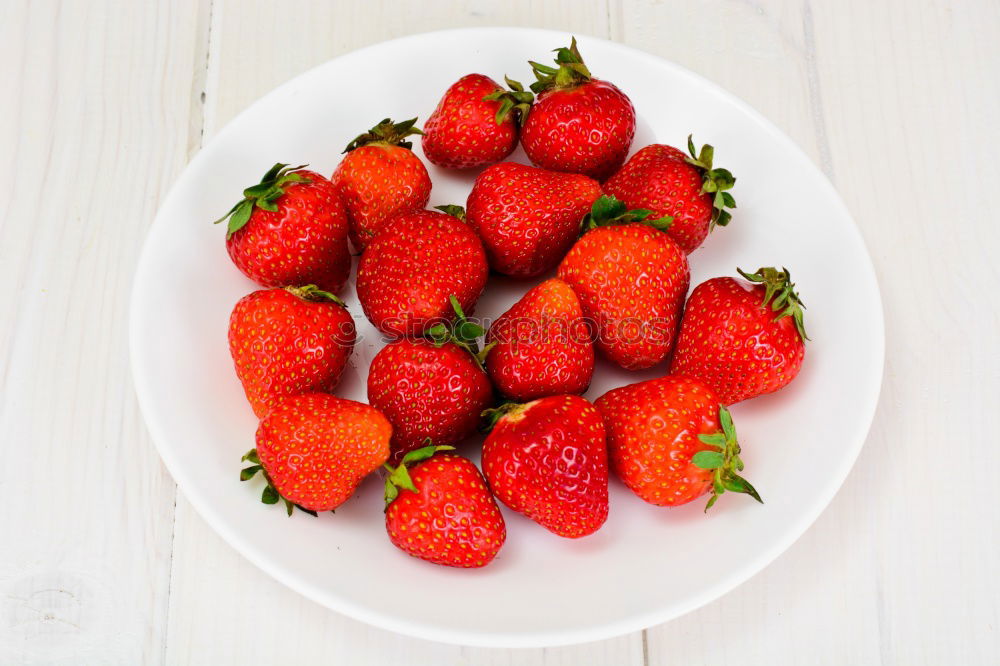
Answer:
[
  {"xmin": 691, "ymin": 406, "xmax": 763, "ymax": 512},
  {"xmin": 214, "ymin": 163, "xmax": 312, "ymax": 239},
  {"xmin": 383, "ymin": 442, "xmax": 456, "ymax": 506},
  {"xmin": 737, "ymin": 266, "xmax": 809, "ymax": 341},
  {"xmin": 239, "ymin": 448, "xmax": 325, "ymax": 517},
  {"xmin": 582, "ymin": 195, "xmax": 674, "ymax": 232},
  {"xmin": 343, "ymin": 117, "xmax": 424, "ymax": 153},
  {"xmin": 482, "ymin": 76, "xmax": 535, "ymax": 126},
  {"xmin": 426, "ymin": 295, "xmax": 494, "ymax": 367},
  {"xmin": 528, "ymin": 37, "xmax": 593, "ymax": 93},
  {"xmin": 685, "ymin": 135, "xmax": 737, "ymax": 229}
]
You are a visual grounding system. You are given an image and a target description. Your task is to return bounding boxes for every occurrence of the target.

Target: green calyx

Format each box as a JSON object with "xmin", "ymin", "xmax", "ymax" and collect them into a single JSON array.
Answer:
[
  {"xmin": 213, "ymin": 163, "xmax": 312, "ymax": 239},
  {"xmin": 480, "ymin": 401, "xmax": 528, "ymax": 432},
  {"xmin": 239, "ymin": 448, "xmax": 325, "ymax": 517},
  {"xmin": 481, "ymin": 76, "xmax": 535, "ymax": 126},
  {"xmin": 426, "ymin": 295, "xmax": 494, "ymax": 367},
  {"xmin": 582, "ymin": 194, "xmax": 673, "ymax": 232},
  {"xmin": 434, "ymin": 204, "xmax": 467, "ymax": 222},
  {"xmin": 528, "ymin": 36, "xmax": 592, "ymax": 93},
  {"xmin": 343, "ymin": 117, "xmax": 424, "ymax": 153},
  {"xmin": 692, "ymin": 407, "xmax": 763, "ymax": 512},
  {"xmin": 285, "ymin": 284, "xmax": 347, "ymax": 307},
  {"xmin": 737, "ymin": 266, "xmax": 809, "ymax": 341},
  {"xmin": 383, "ymin": 442, "xmax": 455, "ymax": 506},
  {"xmin": 685, "ymin": 135, "xmax": 737, "ymax": 229}
]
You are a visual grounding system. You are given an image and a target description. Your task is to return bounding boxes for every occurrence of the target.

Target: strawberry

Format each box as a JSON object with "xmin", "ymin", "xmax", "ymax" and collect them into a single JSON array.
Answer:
[
  {"xmin": 604, "ymin": 138, "xmax": 737, "ymax": 254},
  {"xmin": 482, "ymin": 395, "xmax": 608, "ymax": 538},
  {"xmin": 332, "ymin": 118, "xmax": 432, "ymax": 251},
  {"xmin": 485, "ymin": 278, "xmax": 594, "ymax": 401},
  {"xmin": 595, "ymin": 375, "xmax": 761, "ymax": 511},
  {"xmin": 421, "ymin": 74, "xmax": 531, "ymax": 169},
  {"xmin": 670, "ymin": 267, "xmax": 808, "ymax": 405},
  {"xmin": 368, "ymin": 298, "xmax": 493, "ymax": 462},
  {"xmin": 384, "ymin": 446, "xmax": 505, "ymax": 568},
  {"xmin": 356, "ymin": 208, "xmax": 488, "ymax": 337},
  {"xmin": 240, "ymin": 393, "xmax": 391, "ymax": 514},
  {"xmin": 228, "ymin": 285, "xmax": 356, "ymax": 418},
  {"xmin": 519, "ymin": 38, "xmax": 635, "ymax": 181},
  {"xmin": 465, "ymin": 162, "xmax": 602, "ymax": 277},
  {"xmin": 215, "ymin": 164, "xmax": 350, "ymax": 293},
  {"xmin": 557, "ymin": 196, "xmax": 689, "ymax": 370}
]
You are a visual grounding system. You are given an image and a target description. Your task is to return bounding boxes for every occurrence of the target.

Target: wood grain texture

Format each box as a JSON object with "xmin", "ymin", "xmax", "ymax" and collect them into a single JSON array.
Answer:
[
  {"xmin": 1, "ymin": 0, "xmax": 998, "ymax": 664},
  {"xmin": 0, "ymin": 1, "xmax": 204, "ymax": 664}
]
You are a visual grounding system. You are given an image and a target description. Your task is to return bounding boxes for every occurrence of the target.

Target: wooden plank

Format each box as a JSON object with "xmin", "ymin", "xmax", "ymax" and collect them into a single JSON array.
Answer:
[
  {"xmin": 164, "ymin": 1, "xmax": 645, "ymax": 664},
  {"xmin": 0, "ymin": 1, "xmax": 207, "ymax": 664}
]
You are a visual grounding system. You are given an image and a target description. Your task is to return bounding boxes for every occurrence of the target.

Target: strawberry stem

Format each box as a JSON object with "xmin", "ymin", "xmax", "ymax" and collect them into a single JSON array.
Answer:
[
  {"xmin": 528, "ymin": 37, "xmax": 592, "ymax": 93},
  {"xmin": 582, "ymin": 195, "xmax": 673, "ymax": 233},
  {"xmin": 482, "ymin": 75, "xmax": 535, "ymax": 126},
  {"xmin": 239, "ymin": 448, "xmax": 322, "ymax": 517},
  {"xmin": 343, "ymin": 117, "xmax": 424, "ymax": 153},
  {"xmin": 426, "ymin": 295, "xmax": 490, "ymax": 367},
  {"xmin": 692, "ymin": 407, "xmax": 763, "ymax": 512},
  {"xmin": 479, "ymin": 402, "xmax": 527, "ymax": 432},
  {"xmin": 213, "ymin": 163, "xmax": 312, "ymax": 239},
  {"xmin": 285, "ymin": 284, "xmax": 347, "ymax": 307},
  {"xmin": 737, "ymin": 266, "xmax": 809, "ymax": 341},
  {"xmin": 685, "ymin": 135, "xmax": 737, "ymax": 229},
  {"xmin": 382, "ymin": 442, "xmax": 455, "ymax": 506}
]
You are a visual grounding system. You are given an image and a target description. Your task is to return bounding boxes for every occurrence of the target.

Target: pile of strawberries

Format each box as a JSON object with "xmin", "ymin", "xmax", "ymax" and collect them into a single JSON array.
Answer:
[{"xmin": 220, "ymin": 39, "xmax": 808, "ymax": 569}]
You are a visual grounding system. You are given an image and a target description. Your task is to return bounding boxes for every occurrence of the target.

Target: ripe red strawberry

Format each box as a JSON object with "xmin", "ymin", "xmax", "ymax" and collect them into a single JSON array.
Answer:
[
  {"xmin": 595, "ymin": 375, "xmax": 761, "ymax": 511},
  {"xmin": 557, "ymin": 196, "xmax": 689, "ymax": 370},
  {"xmin": 240, "ymin": 393, "xmax": 391, "ymax": 514},
  {"xmin": 482, "ymin": 395, "xmax": 608, "ymax": 538},
  {"xmin": 604, "ymin": 138, "xmax": 737, "ymax": 254},
  {"xmin": 421, "ymin": 74, "xmax": 532, "ymax": 169},
  {"xmin": 520, "ymin": 38, "xmax": 635, "ymax": 181},
  {"xmin": 368, "ymin": 298, "xmax": 493, "ymax": 462},
  {"xmin": 670, "ymin": 267, "xmax": 808, "ymax": 405},
  {"xmin": 216, "ymin": 164, "xmax": 350, "ymax": 293},
  {"xmin": 356, "ymin": 208, "xmax": 488, "ymax": 337},
  {"xmin": 465, "ymin": 162, "xmax": 602, "ymax": 277},
  {"xmin": 485, "ymin": 278, "xmax": 594, "ymax": 401},
  {"xmin": 228, "ymin": 285, "xmax": 356, "ymax": 418},
  {"xmin": 332, "ymin": 118, "xmax": 432, "ymax": 251},
  {"xmin": 384, "ymin": 446, "xmax": 505, "ymax": 568}
]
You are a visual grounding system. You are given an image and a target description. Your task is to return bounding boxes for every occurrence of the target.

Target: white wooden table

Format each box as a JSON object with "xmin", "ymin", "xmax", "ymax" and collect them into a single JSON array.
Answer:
[{"xmin": 2, "ymin": 1, "xmax": 998, "ymax": 663}]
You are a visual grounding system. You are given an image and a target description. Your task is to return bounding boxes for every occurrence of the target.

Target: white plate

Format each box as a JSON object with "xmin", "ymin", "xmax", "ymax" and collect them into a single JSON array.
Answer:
[{"xmin": 130, "ymin": 28, "xmax": 883, "ymax": 647}]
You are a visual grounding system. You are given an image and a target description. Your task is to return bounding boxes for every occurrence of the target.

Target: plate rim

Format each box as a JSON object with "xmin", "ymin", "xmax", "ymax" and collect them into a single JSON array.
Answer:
[{"xmin": 130, "ymin": 26, "xmax": 885, "ymax": 648}]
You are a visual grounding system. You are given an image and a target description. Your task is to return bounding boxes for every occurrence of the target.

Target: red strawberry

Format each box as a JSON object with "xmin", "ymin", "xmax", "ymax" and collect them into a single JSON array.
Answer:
[
  {"xmin": 421, "ymin": 74, "xmax": 532, "ymax": 169},
  {"xmin": 368, "ymin": 298, "xmax": 493, "ymax": 462},
  {"xmin": 240, "ymin": 393, "xmax": 391, "ymax": 514},
  {"xmin": 595, "ymin": 375, "xmax": 761, "ymax": 511},
  {"xmin": 670, "ymin": 267, "xmax": 807, "ymax": 404},
  {"xmin": 228, "ymin": 285, "xmax": 356, "ymax": 418},
  {"xmin": 216, "ymin": 164, "xmax": 350, "ymax": 293},
  {"xmin": 332, "ymin": 118, "xmax": 432, "ymax": 251},
  {"xmin": 520, "ymin": 38, "xmax": 635, "ymax": 181},
  {"xmin": 356, "ymin": 208, "xmax": 488, "ymax": 337},
  {"xmin": 485, "ymin": 278, "xmax": 594, "ymax": 401},
  {"xmin": 482, "ymin": 395, "xmax": 608, "ymax": 538},
  {"xmin": 557, "ymin": 196, "xmax": 689, "ymax": 370},
  {"xmin": 465, "ymin": 162, "xmax": 602, "ymax": 277},
  {"xmin": 604, "ymin": 138, "xmax": 737, "ymax": 254},
  {"xmin": 384, "ymin": 446, "xmax": 505, "ymax": 568}
]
